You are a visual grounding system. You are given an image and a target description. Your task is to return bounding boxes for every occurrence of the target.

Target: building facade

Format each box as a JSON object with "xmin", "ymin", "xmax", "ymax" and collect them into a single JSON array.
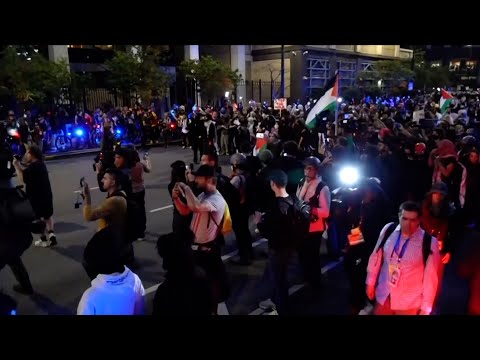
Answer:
[
  {"xmin": 45, "ymin": 45, "xmax": 413, "ymax": 105},
  {"xmin": 423, "ymin": 45, "xmax": 480, "ymax": 89}
]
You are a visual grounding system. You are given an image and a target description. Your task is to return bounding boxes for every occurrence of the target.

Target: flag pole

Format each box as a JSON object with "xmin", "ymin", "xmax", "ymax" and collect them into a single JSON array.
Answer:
[{"xmin": 334, "ymin": 72, "xmax": 339, "ymax": 137}]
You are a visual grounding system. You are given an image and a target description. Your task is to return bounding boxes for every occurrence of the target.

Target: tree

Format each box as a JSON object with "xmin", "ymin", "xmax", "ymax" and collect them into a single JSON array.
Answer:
[
  {"xmin": 341, "ymin": 86, "xmax": 363, "ymax": 102},
  {"xmin": 414, "ymin": 66, "xmax": 452, "ymax": 90},
  {"xmin": 105, "ymin": 47, "xmax": 170, "ymax": 106},
  {"xmin": 0, "ymin": 46, "xmax": 71, "ymax": 110},
  {"xmin": 70, "ymin": 72, "xmax": 95, "ymax": 108},
  {"xmin": 179, "ymin": 55, "xmax": 241, "ymax": 103},
  {"xmin": 358, "ymin": 60, "xmax": 414, "ymax": 88},
  {"xmin": 105, "ymin": 51, "xmax": 140, "ymax": 104}
]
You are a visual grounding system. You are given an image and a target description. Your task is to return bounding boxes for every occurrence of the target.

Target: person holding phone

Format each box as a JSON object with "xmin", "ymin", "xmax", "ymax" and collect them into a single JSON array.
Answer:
[{"xmin": 12, "ymin": 145, "xmax": 56, "ymax": 248}]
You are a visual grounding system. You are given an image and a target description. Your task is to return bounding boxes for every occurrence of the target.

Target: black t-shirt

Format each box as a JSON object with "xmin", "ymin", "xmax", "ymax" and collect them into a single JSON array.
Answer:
[
  {"xmin": 23, "ymin": 161, "xmax": 52, "ymax": 203},
  {"xmin": 257, "ymin": 195, "xmax": 296, "ymax": 250}
]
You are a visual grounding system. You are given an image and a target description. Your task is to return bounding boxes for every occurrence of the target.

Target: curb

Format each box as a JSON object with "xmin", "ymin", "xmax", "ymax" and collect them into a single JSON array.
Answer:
[{"xmin": 44, "ymin": 139, "xmax": 183, "ymax": 160}]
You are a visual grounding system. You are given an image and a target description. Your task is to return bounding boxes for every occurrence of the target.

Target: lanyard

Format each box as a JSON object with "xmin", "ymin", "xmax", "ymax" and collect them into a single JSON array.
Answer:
[{"xmin": 390, "ymin": 232, "xmax": 410, "ymax": 262}]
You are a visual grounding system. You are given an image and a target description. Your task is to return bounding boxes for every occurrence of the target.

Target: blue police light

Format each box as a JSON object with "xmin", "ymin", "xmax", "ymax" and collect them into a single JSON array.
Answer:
[
  {"xmin": 67, "ymin": 133, "xmax": 71, "ymax": 136},
  {"xmin": 75, "ymin": 129, "xmax": 84, "ymax": 137},
  {"xmin": 116, "ymin": 129, "xmax": 121, "ymax": 134}
]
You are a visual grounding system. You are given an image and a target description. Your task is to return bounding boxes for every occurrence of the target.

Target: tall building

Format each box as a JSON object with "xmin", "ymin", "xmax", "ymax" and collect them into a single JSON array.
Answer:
[
  {"xmin": 44, "ymin": 45, "xmax": 413, "ymax": 105},
  {"xmin": 423, "ymin": 45, "xmax": 480, "ymax": 89}
]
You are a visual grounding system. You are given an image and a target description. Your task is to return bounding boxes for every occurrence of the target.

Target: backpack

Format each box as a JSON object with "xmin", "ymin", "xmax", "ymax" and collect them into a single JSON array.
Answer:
[
  {"xmin": 375, "ymin": 222, "xmax": 432, "ymax": 266},
  {"xmin": 208, "ymin": 201, "xmax": 233, "ymax": 246},
  {"xmin": 285, "ymin": 196, "xmax": 311, "ymax": 241}
]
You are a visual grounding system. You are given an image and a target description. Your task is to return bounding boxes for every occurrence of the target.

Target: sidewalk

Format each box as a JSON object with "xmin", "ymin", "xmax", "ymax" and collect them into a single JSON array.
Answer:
[{"xmin": 44, "ymin": 139, "xmax": 182, "ymax": 160}]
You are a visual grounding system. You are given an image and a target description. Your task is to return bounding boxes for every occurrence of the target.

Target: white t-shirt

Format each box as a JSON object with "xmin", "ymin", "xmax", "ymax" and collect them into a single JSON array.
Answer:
[
  {"xmin": 190, "ymin": 191, "xmax": 226, "ymax": 244},
  {"xmin": 77, "ymin": 266, "xmax": 145, "ymax": 315}
]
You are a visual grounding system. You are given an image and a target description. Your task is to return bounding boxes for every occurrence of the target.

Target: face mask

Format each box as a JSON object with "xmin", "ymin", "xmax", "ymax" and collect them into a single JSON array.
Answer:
[{"xmin": 274, "ymin": 124, "xmax": 279, "ymax": 129}]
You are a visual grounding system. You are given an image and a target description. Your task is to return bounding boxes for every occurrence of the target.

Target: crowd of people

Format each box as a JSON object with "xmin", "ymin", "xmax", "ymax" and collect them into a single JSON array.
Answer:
[{"xmin": 1, "ymin": 89, "xmax": 480, "ymax": 316}]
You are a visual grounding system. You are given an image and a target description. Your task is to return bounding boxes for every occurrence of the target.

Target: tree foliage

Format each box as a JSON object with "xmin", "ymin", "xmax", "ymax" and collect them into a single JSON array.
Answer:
[
  {"xmin": 358, "ymin": 60, "xmax": 414, "ymax": 87},
  {"xmin": 179, "ymin": 55, "xmax": 242, "ymax": 102},
  {"xmin": 105, "ymin": 46, "xmax": 171, "ymax": 105},
  {"xmin": 0, "ymin": 46, "xmax": 71, "ymax": 105}
]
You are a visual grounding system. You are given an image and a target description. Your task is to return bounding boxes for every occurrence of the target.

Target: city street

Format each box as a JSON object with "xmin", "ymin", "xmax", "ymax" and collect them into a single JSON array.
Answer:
[
  {"xmin": 0, "ymin": 145, "xmax": 344, "ymax": 315},
  {"xmin": 0, "ymin": 145, "xmax": 473, "ymax": 315}
]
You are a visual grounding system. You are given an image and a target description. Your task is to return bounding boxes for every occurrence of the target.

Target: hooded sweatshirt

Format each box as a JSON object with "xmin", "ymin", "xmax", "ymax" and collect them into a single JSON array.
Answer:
[{"xmin": 77, "ymin": 266, "xmax": 145, "ymax": 315}]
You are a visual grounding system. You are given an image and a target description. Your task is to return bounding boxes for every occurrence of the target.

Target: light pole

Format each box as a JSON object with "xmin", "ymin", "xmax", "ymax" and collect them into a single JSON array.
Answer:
[
  {"xmin": 280, "ymin": 45, "xmax": 285, "ymax": 98},
  {"xmin": 335, "ymin": 96, "xmax": 343, "ymax": 136}
]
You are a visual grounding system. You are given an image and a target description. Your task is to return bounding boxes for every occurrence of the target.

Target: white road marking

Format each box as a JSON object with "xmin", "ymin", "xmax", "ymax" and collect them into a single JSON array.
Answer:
[
  {"xmin": 149, "ymin": 205, "xmax": 174, "ymax": 213},
  {"xmin": 74, "ymin": 186, "xmax": 99, "ymax": 193},
  {"xmin": 143, "ymin": 238, "xmax": 269, "ymax": 313},
  {"xmin": 248, "ymin": 257, "xmax": 344, "ymax": 315}
]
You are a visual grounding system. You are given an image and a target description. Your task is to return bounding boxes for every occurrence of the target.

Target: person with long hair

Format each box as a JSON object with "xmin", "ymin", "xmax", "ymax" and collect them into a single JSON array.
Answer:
[{"xmin": 128, "ymin": 147, "xmax": 151, "ymax": 241}]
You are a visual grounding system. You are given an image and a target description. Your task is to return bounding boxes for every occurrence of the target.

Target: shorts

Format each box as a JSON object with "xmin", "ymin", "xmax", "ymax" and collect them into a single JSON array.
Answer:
[{"xmin": 31, "ymin": 199, "xmax": 53, "ymax": 220}]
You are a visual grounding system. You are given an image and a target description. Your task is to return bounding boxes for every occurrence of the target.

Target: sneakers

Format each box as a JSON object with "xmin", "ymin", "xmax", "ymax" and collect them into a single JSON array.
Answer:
[
  {"xmin": 259, "ymin": 299, "xmax": 276, "ymax": 311},
  {"xmin": 34, "ymin": 233, "xmax": 57, "ymax": 248}
]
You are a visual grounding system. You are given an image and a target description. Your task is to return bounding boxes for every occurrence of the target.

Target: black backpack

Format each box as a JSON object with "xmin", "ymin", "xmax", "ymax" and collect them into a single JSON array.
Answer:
[
  {"xmin": 376, "ymin": 222, "xmax": 432, "ymax": 265},
  {"xmin": 285, "ymin": 196, "xmax": 311, "ymax": 241}
]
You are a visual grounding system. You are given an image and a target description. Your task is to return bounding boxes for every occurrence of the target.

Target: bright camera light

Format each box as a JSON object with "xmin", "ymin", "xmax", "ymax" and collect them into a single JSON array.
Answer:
[{"xmin": 339, "ymin": 166, "xmax": 360, "ymax": 186}]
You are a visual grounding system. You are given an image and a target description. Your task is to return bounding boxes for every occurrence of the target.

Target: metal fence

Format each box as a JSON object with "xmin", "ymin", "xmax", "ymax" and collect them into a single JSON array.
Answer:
[
  {"xmin": 58, "ymin": 80, "xmax": 284, "ymax": 112},
  {"xmin": 237, "ymin": 80, "xmax": 282, "ymax": 104},
  {"xmin": 77, "ymin": 88, "xmax": 136, "ymax": 112}
]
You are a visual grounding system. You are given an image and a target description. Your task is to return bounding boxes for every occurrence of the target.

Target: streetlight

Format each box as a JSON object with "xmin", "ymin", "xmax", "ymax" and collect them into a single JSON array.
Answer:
[{"xmin": 337, "ymin": 97, "xmax": 343, "ymax": 103}]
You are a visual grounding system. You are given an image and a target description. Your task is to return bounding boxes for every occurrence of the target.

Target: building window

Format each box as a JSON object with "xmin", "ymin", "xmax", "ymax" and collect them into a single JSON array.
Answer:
[
  {"xmin": 337, "ymin": 59, "xmax": 357, "ymax": 88},
  {"xmin": 450, "ymin": 60, "xmax": 461, "ymax": 71},
  {"xmin": 68, "ymin": 45, "xmax": 113, "ymax": 50},
  {"xmin": 94, "ymin": 45, "xmax": 114, "ymax": 50},
  {"xmin": 307, "ymin": 58, "xmax": 330, "ymax": 95},
  {"xmin": 361, "ymin": 62, "xmax": 374, "ymax": 72}
]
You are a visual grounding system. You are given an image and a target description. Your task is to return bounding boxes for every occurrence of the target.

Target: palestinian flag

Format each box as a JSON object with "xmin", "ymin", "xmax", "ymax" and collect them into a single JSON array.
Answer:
[
  {"xmin": 305, "ymin": 74, "xmax": 339, "ymax": 129},
  {"xmin": 440, "ymin": 89, "xmax": 453, "ymax": 114},
  {"xmin": 253, "ymin": 133, "xmax": 267, "ymax": 156}
]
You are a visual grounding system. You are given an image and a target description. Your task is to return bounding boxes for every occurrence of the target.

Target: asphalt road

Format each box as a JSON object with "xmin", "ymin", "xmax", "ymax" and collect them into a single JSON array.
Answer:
[
  {"xmin": 0, "ymin": 144, "xmax": 472, "ymax": 315},
  {"xmin": 0, "ymin": 145, "xmax": 340, "ymax": 315}
]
